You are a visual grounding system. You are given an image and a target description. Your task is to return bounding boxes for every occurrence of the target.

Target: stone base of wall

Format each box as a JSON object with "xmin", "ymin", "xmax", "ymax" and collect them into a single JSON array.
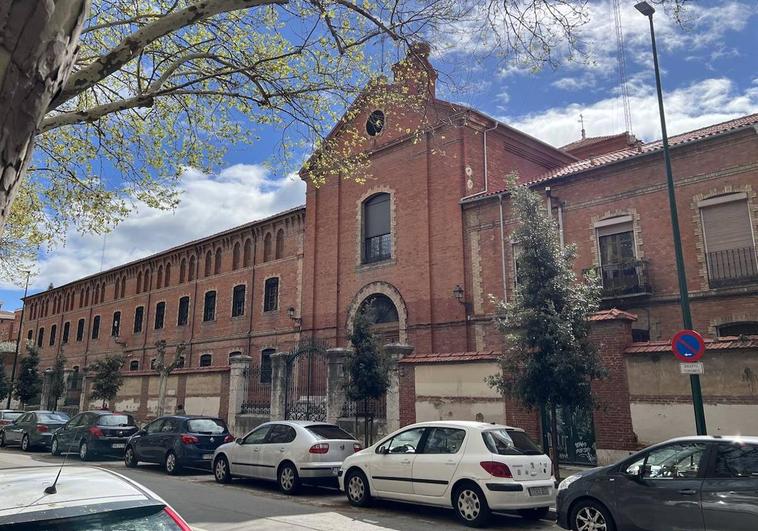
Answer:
[{"xmin": 235, "ymin": 413, "xmax": 270, "ymax": 436}]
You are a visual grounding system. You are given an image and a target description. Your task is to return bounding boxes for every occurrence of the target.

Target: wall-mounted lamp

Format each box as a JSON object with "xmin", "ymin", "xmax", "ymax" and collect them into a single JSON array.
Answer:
[{"xmin": 287, "ymin": 306, "xmax": 302, "ymax": 326}]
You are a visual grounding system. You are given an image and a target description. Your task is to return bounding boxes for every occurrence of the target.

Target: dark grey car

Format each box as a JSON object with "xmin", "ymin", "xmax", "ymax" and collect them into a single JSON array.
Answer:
[
  {"xmin": 556, "ymin": 436, "xmax": 758, "ymax": 531},
  {"xmin": 0, "ymin": 411, "xmax": 69, "ymax": 451}
]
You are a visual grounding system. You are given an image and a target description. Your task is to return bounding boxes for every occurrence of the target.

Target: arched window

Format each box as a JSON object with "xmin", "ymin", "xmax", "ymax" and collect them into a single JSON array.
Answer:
[
  {"xmin": 143, "ymin": 269, "xmax": 151, "ymax": 292},
  {"xmin": 275, "ymin": 229, "xmax": 284, "ymax": 259},
  {"xmin": 85, "ymin": 287, "xmax": 90, "ymax": 307},
  {"xmin": 179, "ymin": 258, "xmax": 186, "ymax": 283},
  {"xmin": 94, "ymin": 285, "xmax": 99, "ymax": 305},
  {"xmin": 232, "ymin": 242, "xmax": 241, "ymax": 270},
  {"xmin": 205, "ymin": 250, "xmax": 212, "ymax": 277},
  {"xmin": 263, "ymin": 233, "xmax": 272, "ymax": 262},
  {"xmin": 243, "ymin": 238, "xmax": 252, "ymax": 267},
  {"xmin": 136, "ymin": 271, "xmax": 143, "ymax": 294},
  {"xmin": 157, "ymin": 265, "xmax": 163, "ymax": 289},
  {"xmin": 199, "ymin": 354, "xmax": 212, "ymax": 367},
  {"xmin": 100, "ymin": 282, "xmax": 106, "ymax": 303},
  {"xmin": 358, "ymin": 293, "xmax": 399, "ymax": 343},
  {"xmin": 120, "ymin": 277, "xmax": 126, "ymax": 298},
  {"xmin": 129, "ymin": 360, "xmax": 139, "ymax": 371},
  {"xmin": 214, "ymin": 247, "xmax": 222, "ymax": 274},
  {"xmin": 189, "ymin": 255, "xmax": 196, "ymax": 281},
  {"xmin": 362, "ymin": 193, "xmax": 391, "ymax": 263},
  {"xmin": 718, "ymin": 322, "xmax": 758, "ymax": 337},
  {"xmin": 79, "ymin": 288, "xmax": 84, "ymax": 308},
  {"xmin": 165, "ymin": 262, "xmax": 171, "ymax": 286}
]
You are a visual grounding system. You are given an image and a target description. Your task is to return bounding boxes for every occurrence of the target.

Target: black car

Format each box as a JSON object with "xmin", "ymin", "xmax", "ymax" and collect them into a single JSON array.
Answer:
[
  {"xmin": 557, "ymin": 435, "xmax": 758, "ymax": 531},
  {"xmin": 0, "ymin": 411, "xmax": 69, "ymax": 451},
  {"xmin": 125, "ymin": 415, "xmax": 233, "ymax": 474},
  {"xmin": 51, "ymin": 411, "xmax": 139, "ymax": 460}
]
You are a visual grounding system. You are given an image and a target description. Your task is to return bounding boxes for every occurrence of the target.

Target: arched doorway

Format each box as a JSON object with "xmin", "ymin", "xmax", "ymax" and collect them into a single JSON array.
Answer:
[{"xmin": 358, "ymin": 293, "xmax": 399, "ymax": 343}]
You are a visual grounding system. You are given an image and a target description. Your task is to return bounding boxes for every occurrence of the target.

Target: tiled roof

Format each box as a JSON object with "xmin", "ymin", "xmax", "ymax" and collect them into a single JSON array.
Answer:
[
  {"xmin": 626, "ymin": 336, "xmax": 758, "ymax": 354},
  {"xmin": 471, "ymin": 113, "xmax": 758, "ymax": 201},
  {"xmin": 560, "ymin": 133, "xmax": 624, "ymax": 151},
  {"xmin": 589, "ymin": 309, "xmax": 638, "ymax": 322},
  {"xmin": 400, "ymin": 351, "xmax": 499, "ymax": 364}
]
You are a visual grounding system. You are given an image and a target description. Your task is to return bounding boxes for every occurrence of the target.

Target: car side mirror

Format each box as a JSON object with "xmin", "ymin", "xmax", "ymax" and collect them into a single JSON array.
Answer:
[
  {"xmin": 137, "ymin": 429, "xmax": 146, "ymax": 436},
  {"xmin": 235, "ymin": 437, "xmax": 242, "ymax": 445},
  {"xmin": 378, "ymin": 446, "xmax": 389, "ymax": 455}
]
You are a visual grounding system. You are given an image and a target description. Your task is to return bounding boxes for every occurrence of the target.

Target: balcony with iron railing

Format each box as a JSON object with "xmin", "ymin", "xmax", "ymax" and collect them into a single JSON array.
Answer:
[
  {"xmin": 585, "ymin": 259, "xmax": 652, "ymax": 298},
  {"xmin": 706, "ymin": 246, "xmax": 758, "ymax": 289}
]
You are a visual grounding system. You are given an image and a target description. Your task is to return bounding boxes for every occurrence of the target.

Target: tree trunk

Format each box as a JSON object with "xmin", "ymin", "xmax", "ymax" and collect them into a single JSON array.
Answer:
[
  {"xmin": 0, "ymin": 0, "xmax": 90, "ymax": 235},
  {"xmin": 157, "ymin": 371, "xmax": 168, "ymax": 416},
  {"xmin": 550, "ymin": 402, "xmax": 561, "ymax": 481}
]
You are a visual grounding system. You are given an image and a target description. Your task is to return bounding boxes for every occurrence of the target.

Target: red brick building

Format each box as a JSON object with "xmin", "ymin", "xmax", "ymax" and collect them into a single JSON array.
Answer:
[{"xmin": 19, "ymin": 47, "xmax": 758, "ymax": 461}]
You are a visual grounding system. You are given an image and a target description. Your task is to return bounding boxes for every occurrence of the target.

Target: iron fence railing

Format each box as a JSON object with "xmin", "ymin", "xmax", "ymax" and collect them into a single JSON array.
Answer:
[
  {"xmin": 364, "ymin": 234, "xmax": 391, "ymax": 263},
  {"xmin": 585, "ymin": 259, "xmax": 651, "ymax": 298},
  {"xmin": 706, "ymin": 246, "xmax": 758, "ymax": 288}
]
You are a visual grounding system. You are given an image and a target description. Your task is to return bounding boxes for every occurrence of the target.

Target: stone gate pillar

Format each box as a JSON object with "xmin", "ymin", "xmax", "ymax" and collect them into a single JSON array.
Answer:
[
  {"xmin": 384, "ymin": 343, "xmax": 414, "ymax": 433},
  {"xmin": 270, "ymin": 352, "xmax": 289, "ymax": 420},
  {"xmin": 227, "ymin": 354, "xmax": 252, "ymax": 436},
  {"xmin": 40, "ymin": 368, "xmax": 52, "ymax": 410},
  {"xmin": 56, "ymin": 368, "xmax": 74, "ymax": 410},
  {"xmin": 326, "ymin": 347, "xmax": 351, "ymax": 424}
]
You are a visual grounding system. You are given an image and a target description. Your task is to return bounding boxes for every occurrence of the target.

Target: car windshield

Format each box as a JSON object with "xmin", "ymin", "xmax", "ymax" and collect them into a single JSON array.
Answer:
[
  {"xmin": 3, "ymin": 412, "xmax": 23, "ymax": 421},
  {"xmin": 98, "ymin": 414, "xmax": 134, "ymax": 426},
  {"xmin": 4, "ymin": 505, "xmax": 183, "ymax": 530},
  {"xmin": 306, "ymin": 425, "xmax": 355, "ymax": 440},
  {"xmin": 482, "ymin": 429, "xmax": 523, "ymax": 455},
  {"xmin": 37, "ymin": 413, "xmax": 69, "ymax": 423},
  {"xmin": 187, "ymin": 419, "xmax": 226, "ymax": 434},
  {"xmin": 507, "ymin": 429, "xmax": 543, "ymax": 455}
]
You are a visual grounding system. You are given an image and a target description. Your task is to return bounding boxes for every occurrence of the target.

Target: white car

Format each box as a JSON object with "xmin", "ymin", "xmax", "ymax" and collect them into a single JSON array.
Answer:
[
  {"xmin": 338, "ymin": 421, "xmax": 554, "ymax": 527},
  {"xmin": 212, "ymin": 420, "xmax": 361, "ymax": 494}
]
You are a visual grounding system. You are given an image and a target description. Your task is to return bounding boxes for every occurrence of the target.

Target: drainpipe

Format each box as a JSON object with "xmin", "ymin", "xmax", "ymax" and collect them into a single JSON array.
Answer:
[
  {"xmin": 498, "ymin": 194, "xmax": 508, "ymax": 302},
  {"xmin": 461, "ymin": 121, "xmax": 499, "ymax": 201},
  {"xmin": 545, "ymin": 187, "xmax": 565, "ymax": 249}
]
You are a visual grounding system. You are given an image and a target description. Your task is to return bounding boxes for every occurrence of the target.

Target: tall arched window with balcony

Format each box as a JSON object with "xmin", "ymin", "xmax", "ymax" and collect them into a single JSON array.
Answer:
[{"xmin": 362, "ymin": 193, "xmax": 391, "ymax": 264}]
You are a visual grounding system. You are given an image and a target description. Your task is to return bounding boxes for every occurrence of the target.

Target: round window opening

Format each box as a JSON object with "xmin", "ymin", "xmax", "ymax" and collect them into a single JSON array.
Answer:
[{"xmin": 366, "ymin": 110, "xmax": 385, "ymax": 136}]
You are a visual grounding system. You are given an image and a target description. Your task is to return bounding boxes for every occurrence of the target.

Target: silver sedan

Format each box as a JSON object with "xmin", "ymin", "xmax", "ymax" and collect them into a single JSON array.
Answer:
[{"xmin": 212, "ymin": 421, "xmax": 361, "ymax": 494}]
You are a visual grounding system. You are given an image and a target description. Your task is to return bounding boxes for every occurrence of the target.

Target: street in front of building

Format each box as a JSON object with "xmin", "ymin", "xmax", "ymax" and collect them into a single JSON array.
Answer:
[{"xmin": 0, "ymin": 448, "xmax": 558, "ymax": 530}]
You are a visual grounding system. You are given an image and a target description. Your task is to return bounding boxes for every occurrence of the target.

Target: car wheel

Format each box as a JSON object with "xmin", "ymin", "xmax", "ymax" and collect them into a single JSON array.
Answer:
[
  {"xmin": 345, "ymin": 469, "xmax": 371, "ymax": 507},
  {"xmin": 453, "ymin": 483, "xmax": 491, "ymax": 528},
  {"xmin": 518, "ymin": 507, "xmax": 550, "ymax": 521},
  {"xmin": 165, "ymin": 451, "xmax": 182, "ymax": 475},
  {"xmin": 51, "ymin": 437, "xmax": 61, "ymax": 456},
  {"xmin": 571, "ymin": 499, "xmax": 616, "ymax": 531},
  {"xmin": 278, "ymin": 462, "xmax": 301, "ymax": 494},
  {"xmin": 21, "ymin": 434, "xmax": 31, "ymax": 452},
  {"xmin": 124, "ymin": 446, "xmax": 138, "ymax": 468},
  {"xmin": 79, "ymin": 440, "xmax": 91, "ymax": 461},
  {"xmin": 214, "ymin": 455, "xmax": 231, "ymax": 483}
]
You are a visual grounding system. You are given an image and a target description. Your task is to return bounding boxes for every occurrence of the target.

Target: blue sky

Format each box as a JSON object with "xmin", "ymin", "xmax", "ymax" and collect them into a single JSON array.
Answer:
[{"xmin": 2, "ymin": 0, "xmax": 757, "ymax": 312}]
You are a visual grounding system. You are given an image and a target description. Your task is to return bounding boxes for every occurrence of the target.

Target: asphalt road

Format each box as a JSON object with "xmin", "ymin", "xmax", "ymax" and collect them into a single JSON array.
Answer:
[{"xmin": 0, "ymin": 446, "xmax": 561, "ymax": 530}]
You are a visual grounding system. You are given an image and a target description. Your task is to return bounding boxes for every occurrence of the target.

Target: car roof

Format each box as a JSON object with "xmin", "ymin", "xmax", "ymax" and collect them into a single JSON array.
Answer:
[
  {"xmin": 0, "ymin": 466, "xmax": 164, "ymax": 520},
  {"xmin": 267, "ymin": 420, "xmax": 335, "ymax": 427},
  {"xmin": 406, "ymin": 420, "xmax": 521, "ymax": 431},
  {"xmin": 662, "ymin": 435, "xmax": 758, "ymax": 445},
  {"xmin": 0, "ymin": 410, "xmax": 23, "ymax": 413}
]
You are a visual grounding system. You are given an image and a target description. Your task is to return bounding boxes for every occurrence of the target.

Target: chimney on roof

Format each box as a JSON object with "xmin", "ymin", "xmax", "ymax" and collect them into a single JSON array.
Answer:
[{"xmin": 392, "ymin": 41, "xmax": 437, "ymax": 98}]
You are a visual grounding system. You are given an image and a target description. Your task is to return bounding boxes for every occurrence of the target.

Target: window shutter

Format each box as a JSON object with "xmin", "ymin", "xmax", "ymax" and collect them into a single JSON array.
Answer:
[
  {"xmin": 596, "ymin": 220, "xmax": 633, "ymax": 238},
  {"xmin": 701, "ymin": 199, "xmax": 753, "ymax": 252},
  {"xmin": 365, "ymin": 194, "xmax": 390, "ymax": 238}
]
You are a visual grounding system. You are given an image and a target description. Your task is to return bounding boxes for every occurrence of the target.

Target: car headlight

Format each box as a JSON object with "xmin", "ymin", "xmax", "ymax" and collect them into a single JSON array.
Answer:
[{"xmin": 558, "ymin": 474, "xmax": 581, "ymax": 491}]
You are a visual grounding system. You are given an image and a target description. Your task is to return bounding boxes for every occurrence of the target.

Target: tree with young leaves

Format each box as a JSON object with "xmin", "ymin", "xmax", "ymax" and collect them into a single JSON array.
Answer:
[
  {"xmin": 154, "ymin": 340, "xmax": 186, "ymax": 416},
  {"xmin": 47, "ymin": 349, "xmax": 67, "ymax": 410},
  {"xmin": 486, "ymin": 176, "xmax": 604, "ymax": 480},
  {"xmin": 89, "ymin": 354, "xmax": 125, "ymax": 408},
  {"xmin": 345, "ymin": 307, "xmax": 389, "ymax": 445},
  {"xmin": 13, "ymin": 344, "xmax": 43, "ymax": 406}
]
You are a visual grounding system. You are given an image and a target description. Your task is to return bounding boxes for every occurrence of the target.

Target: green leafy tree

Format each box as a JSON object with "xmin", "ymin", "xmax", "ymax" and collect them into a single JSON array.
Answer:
[
  {"xmin": 13, "ymin": 344, "xmax": 43, "ymax": 406},
  {"xmin": 487, "ymin": 175, "xmax": 604, "ymax": 480},
  {"xmin": 0, "ymin": 362, "xmax": 10, "ymax": 404},
  {"xmin": 345, "ymin": 308, "xmax": 389, "ymax": 445},
  {"xmin": 48, "ymin": 350, "xmax": 68, "ymax": 411},
  {"xmin": 89, "ymin": 354, "xmax": 126, "ymax": 409}
]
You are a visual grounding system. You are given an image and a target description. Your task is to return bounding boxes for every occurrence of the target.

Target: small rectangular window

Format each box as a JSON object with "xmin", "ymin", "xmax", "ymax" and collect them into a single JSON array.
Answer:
[
  {"xmin": 199, "ymin": 353, "xmax": 212, "ymax": 367},
  {"xmin": 62, "ymin": 322, "xmax": 70, "ymax": 344},
  {"xmin": 177, "ymin": 296, "xmax": 190, "ymax": 326},
  {"xmin": 133, "ymin": 306, "xmax": 144, "ymax": 334},
  {"xmin": 112, "ymin": 311, "xmax": 121, "ymax": 337},
  {"xmin": 232, "ymin": 285, "xmax": 246, "ymax": 317},
  {"xmin": 154, "ymin": 301, "xmax": 165, "ymax": 329},
  {"xmin": 264, "ymin": 278, "xmax": 279, "ymax": 312},
  {"xmin": 76, "ymin": 319, "xmax": 85, "ymax": 342},
  {"xmin": 91, "ymin": 315, "xmax": 100, "ymax": 339},
  {"xmin": 203, "ymin": 291, "xmax": 216, "ymax": 322}
]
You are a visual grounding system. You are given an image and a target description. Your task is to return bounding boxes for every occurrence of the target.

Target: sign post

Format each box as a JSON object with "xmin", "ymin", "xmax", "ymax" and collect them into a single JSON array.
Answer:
[{"xmin": 671, "ymin": 329, "xmax": 707, "ymax": 434}]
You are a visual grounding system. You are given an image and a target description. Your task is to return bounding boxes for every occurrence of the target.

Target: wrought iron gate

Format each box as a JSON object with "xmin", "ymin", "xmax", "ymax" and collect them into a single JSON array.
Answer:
[
  {"xmin": 542, "ymin": 405, "xmax": 597, "ymax": 466},
  {"xmin": 284, "ymin": 339, "xmax": 329, "ymax": 422}
]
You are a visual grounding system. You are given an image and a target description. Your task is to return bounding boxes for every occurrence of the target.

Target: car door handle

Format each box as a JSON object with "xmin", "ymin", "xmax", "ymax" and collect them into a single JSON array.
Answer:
[
  {"xmin": 678, "ymin": 489, "xmax": 698, "ymax": 496},
  {"xmin": 400, "ymin": 459, "xmax": 411, "ymax": 464},
  {"xmin": 445, "ymin": 460, "xmax": 457, "ymax": 466}
]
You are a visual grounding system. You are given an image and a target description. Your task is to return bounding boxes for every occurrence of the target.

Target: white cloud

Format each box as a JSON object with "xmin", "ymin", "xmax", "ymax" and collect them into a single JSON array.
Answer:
[
  {"xmin": 503, "ymin": 77, "xmax": 758, "ymax": 147},
  {"xmin": 9, "ymin": 164, "xmax": 306, "ymax": 292},
  {"xmin": 552, "ymin": 76, "xmax": 596, "ymax": 91}
]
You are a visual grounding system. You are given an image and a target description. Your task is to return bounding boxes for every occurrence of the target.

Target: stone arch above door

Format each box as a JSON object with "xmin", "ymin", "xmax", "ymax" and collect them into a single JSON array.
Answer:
[{"xmin": 346, "ymin": 281, "xmax": 408, "ymax": 344}]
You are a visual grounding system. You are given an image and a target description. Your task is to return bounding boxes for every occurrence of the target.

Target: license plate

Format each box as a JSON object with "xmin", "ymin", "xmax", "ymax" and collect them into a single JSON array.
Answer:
[
  {"xmin": 112, "ymin": 443, "xmax": 125, "ymax": 449},
  {"xmin": 528, "ymin": 486, "xmax": 549, "ymax": 496},
  {"xmin": 203, "ymin": 454, "xmax": 213, "ymax": 460},
  {"xmin": 331, "ymin": 467, "xmax": 340, "ymax": 476}
]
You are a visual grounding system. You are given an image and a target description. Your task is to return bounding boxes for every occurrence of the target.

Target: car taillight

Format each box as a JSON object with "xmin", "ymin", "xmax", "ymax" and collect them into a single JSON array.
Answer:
[
  {"xmin": 163, "ymin": 506, "xmax": 192, "ymax": 531},
  {"xmin": 180, "ymin": 434, "xmax": 199, "ymax": 445},
  {"xmin": 36, "ymin": 424, "xmax": 48, "ymax": 433},
  {"xmin": 353, "ymin": 443, "xmax": 362, "ymax": 453},
  {"xmin": 309, "ymin": 443, "xmax": 329, "ymax": 454},
  {"xmin": 223, "ymin": 434, "xmax": 234, "ymax": 443},
  {"xmin": 480, "ymin": 461, "xmax": 512, "ymax": 478},
  {"xmin": 89, "ymin": 426, "xmax": 103, "ymax": 438}
]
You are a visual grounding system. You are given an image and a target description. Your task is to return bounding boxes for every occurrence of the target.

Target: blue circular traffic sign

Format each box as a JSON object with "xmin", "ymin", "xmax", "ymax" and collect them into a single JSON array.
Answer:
[{"xmin": 671, "ymin": 330, "xmax": 705, "ymax": 362}]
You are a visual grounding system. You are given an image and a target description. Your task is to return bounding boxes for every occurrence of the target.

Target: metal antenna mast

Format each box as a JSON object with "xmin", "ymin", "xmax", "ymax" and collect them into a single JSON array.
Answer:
[{"xmin": 613, "ymin": 0, "xmax": 633, "ymax": 133}]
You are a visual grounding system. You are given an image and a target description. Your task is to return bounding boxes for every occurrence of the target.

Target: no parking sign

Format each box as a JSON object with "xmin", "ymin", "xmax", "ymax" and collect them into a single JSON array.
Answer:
[{"xmin": 671, "ymin": 329, "xmax": 706, "ymax": 362}]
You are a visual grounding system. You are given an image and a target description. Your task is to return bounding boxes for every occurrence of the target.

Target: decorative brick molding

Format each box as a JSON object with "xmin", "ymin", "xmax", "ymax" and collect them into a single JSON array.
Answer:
[
  {"xmin": 690, "ymin": 184, "xmax": 757, "ymax": 290},
  {"xmin": 345, "ymin": 281, "xmax": 408, "ymax": 343},
  {"xmin": 709, "ymin": 313, "xmax": 758, "ymax": 337},
  {"xmin": 589, "ymin": 208, "xmax": 644, "ymax": 266},
  {"xmin": 355, "ymin": 186, "xmax": 397, "ymax": 269}
]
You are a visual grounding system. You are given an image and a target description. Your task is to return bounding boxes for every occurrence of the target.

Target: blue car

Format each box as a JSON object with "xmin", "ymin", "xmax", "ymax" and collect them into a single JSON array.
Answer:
[{"xmin": 124, "ymin": 415, "xmax": 233, "ymax": 475}]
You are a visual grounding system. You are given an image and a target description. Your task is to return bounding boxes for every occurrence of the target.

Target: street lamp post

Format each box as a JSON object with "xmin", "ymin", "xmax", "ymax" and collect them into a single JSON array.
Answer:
[
  {"xmin": 635, "ymin": 1, "xmax": 706, "ymax": 435},
  {"xmin": 6, "ymin": 270, "xmax": 31, "ymax": 409}
]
